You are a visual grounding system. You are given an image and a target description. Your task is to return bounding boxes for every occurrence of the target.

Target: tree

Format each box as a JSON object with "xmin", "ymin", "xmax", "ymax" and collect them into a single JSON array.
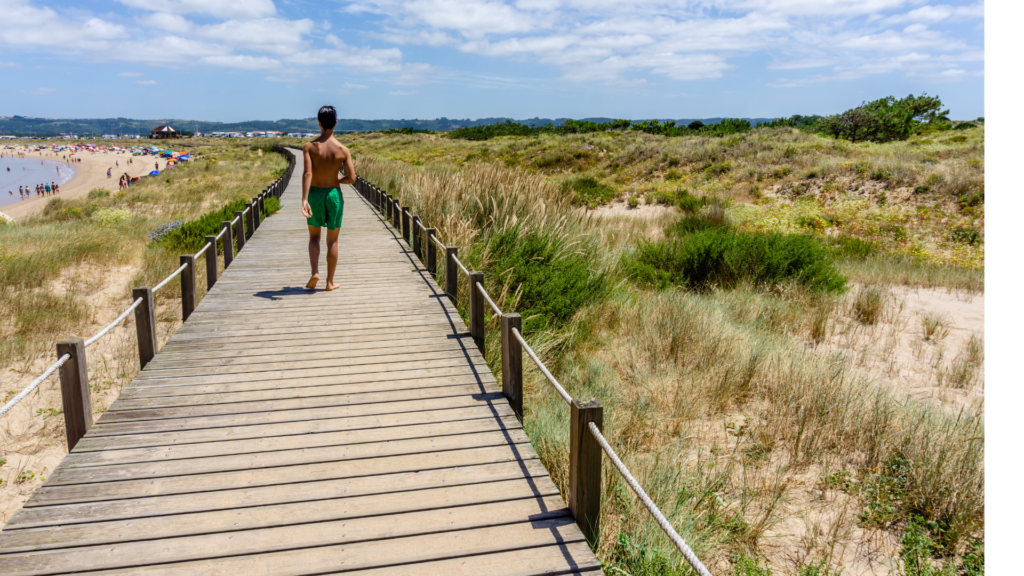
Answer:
[
  {"xmin": 687, "ymin": 120, "xmax": 705, "ymax": 130},
  {"xmin": 818, "ymin": 93, "xmax": 944, "ymax": 143}
]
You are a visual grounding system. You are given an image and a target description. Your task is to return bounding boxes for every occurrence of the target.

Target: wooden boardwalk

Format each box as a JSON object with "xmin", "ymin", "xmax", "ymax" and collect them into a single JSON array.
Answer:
[{"xmin": 0, "ymin": 158, "xmax": 603, "ymax": 574}]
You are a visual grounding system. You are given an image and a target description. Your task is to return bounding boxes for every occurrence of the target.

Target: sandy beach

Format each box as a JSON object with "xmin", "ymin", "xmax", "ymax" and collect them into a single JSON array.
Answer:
[{"xmin": 2, "ymin": 147, "xmax": 158, "ymax": 220}]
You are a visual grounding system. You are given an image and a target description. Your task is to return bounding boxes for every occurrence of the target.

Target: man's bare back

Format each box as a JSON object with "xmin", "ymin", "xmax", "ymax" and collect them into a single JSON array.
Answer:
[
  {"xmin": 302, "ymin": 105, "xmax": 356, "ymax": 291},
  {"xmin": 302, "ymin": 138, "xmax": 355, "ymax": 189}
]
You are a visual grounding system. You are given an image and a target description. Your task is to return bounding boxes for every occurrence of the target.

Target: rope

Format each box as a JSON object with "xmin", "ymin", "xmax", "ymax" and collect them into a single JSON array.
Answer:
[
  {"xmin": 215, "ymin": 228, "xmax": 226, "ymax": 240},
  {"xmin": 85, "ymin": 298, "xmax": 143, "ymax": 347},
  {"xmin": 432, "ymin": 235, "xmax": 447, "ymax": 251},
  {"xmin": 194, "ymin": 241, "xmax": 211, "ymax": 259},
  {"xmin": 0, "ymin": 354, "xmax": 71, "ymax": 418},
  {"xmin": 476, "ymin": 282, "xmax": 501, "ymax": 316},
  {"xmin": 511, "ymin": 327, "xmax": 572, "ymax": 405},
  {"xmin": 589, "ymin": 422, "xmax": 713, "ymax": 576},
  {"xmin": 451, "ymin": 254, "xmax": 470, "ymax": 277},
  {"xmin": 153, "ymin": 262, "xmax": 188, "ymax": 293},
  {"xmin": 231, "ymin": 215, "xmax": 240, "ymax": 225}
]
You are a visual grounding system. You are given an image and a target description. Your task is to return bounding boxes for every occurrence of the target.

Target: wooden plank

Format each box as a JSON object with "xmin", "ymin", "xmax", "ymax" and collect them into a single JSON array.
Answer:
[
  {"xmin": 61, "ymin": 416, "xmax": 522, "ymax": 468},
  {"xmin": 117, "ymin": 369, "xmax": 495, "ymax": 400},
  {"xmin": 90, "ymin": 394, "xmax": 509, "ymax": 436},
  {"xmin": 73, "ymin": 518, "xmax": 586, "ymax": 576},
  {"xmin": 0, "ymin": 497, "xmax": 570, "ymax": 574},
  {"xmin": 46, "ymin": 429, "xmax": 532, "ymax": 485},
  {"xmin": 75, "ymin": 405, "xmax": 518, "ymax": 452},
  {"xmin": 26, "ymin": 443, "xmax": 540, "ymax": 506},
  {"xmin": 0, "ymin": 477, "xmax": 562, "ymax": 552}
]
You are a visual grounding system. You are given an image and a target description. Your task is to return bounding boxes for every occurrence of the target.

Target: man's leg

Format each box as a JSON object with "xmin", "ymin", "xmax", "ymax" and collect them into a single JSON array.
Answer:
[
  {"xmin": 325, "ymin": 228, "xmax": 341, "ymax": 291},
  {"xmin": 306, "ymin": 225, "xmax": 321, "ymax": 289}
]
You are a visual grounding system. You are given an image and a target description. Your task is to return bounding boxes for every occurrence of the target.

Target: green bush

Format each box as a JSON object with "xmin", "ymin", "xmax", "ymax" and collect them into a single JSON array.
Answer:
[
  {"xmin": 624, "ymin": 226, "xmax": 847, "ymax": 293},
  {"xmin": 485, "ymin": 227, "xmax": 605, "ymax": 332},
  {"xmin": 159, "ymin": 196, "xmax": 279, "ymax": 252},
  {"xmin": 87, "ymin": 189, "xmax": 110, "ymax": 199},
  {"xmin": 949, "ymin": 226, "xmax": 982, "ymax": 245},
  {"xmin": 560, "ymin": 176, "xmax": 616, "ymax": 208},
  {"xmin": 823, "ymin": 235, "xmax": 876, "ymax": 260}
]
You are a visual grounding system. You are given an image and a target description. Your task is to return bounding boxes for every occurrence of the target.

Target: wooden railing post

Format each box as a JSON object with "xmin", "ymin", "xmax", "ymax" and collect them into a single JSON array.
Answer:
[
  {"xmin": 204, "ymin": 235, "xmax": 218, "ymax": 290},
  {"xmin": 469, "ymin": 271, "xmax": 485, "ymax": 354},
  {"xmin": 445, "ymin": 246, "xmax": 458, "ymax": 305},
  {"xmin": 426, "ymin": 228, "xmax": 437, "ymax": 275},
  {"xmin": 180, "ymin": 255, "xmax": 196, "ymax": 322},
  {"xmin": 221, "ymin": 221, "xmax": 234, "ymax": 268},
  {"xmin": 56, "ymin": 338, "xmax": 91, "ymax": 451},
  {"xmin": 245, "ymin": 201, "xmax": 256, "ymax": 237},
  {"xmin": 401, "ymin": 206, "xmax": 411, "ymax": 244},
  {"xmin": 412, "ymin": 216, "xmax": 422, "ymax": 259},
  {"xmin": 501, "ymin": 313, "xmax": 523, "ymax": 420},
  {"xmin": 234, "ymin": 211, "xmax": 245, "ymax": 251},
  {"xmin": 132, "ymin": 286, "xmax": 157, "ymax": 369},
  {"xmin": 258, "ymin": 194, "xmax": 266, "ymax": 222},
  {"xmin": 386, "ymin": 194, "xmax": 393, "ymax": 220},
  {"xmin": 570, "ymin": 398, "xmax": 603, "ymax": 548}
]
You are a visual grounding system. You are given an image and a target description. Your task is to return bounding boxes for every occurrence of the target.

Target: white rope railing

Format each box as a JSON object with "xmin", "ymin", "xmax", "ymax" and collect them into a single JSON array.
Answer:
[
  {"xmin": 432, "ymin": 235, "xmax": 446, "ymax": 251},
  {"xmin": 153, "ymin": 263, "xmax": 188, "ymax": 293},
  {"xmin": 194, "ymin": 241, "xmax": 211, "ymax": 259},
  {"xmin": 231, "ymin": 215, "xmax": 240, "ymax": 225},
  {"xmin": 476, "ymin": 282, "xmax": 501, "ymax": 316},
  {"xmin": 511, "ymin": 327, "xmax": 572, "ymax": 405},
  {"xmin": 85, "ymin": 298, "xmax": 143, "ymax": 348},
  {"xmin": 451, "ymin": 254, "xmax": 471, "ymax": 277},
  {"xmin": 0, "ymin": 354, "xmax": 71, "ymax": 418},
  {"xmin": 589, "ymin": 422, "xmax": 713, "ymax": 576},
  {"xmin": 215, "ymin": 228, "xmax": 226, "ymax": 240}
]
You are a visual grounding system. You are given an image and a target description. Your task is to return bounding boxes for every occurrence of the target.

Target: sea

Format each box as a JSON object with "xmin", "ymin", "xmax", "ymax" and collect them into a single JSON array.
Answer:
[{"xmin": 0, "ymin": 156, "xmax": 77, "ymax": 209}]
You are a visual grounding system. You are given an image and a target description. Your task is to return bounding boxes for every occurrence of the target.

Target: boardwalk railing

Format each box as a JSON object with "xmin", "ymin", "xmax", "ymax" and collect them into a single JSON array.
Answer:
[
  {"xmin": 354, "ymin": 176, "xmax": 713, "ymax": 576},
  {"xmin": 0, "ymin": 146, "xmax": 297, "ymax": 452}
]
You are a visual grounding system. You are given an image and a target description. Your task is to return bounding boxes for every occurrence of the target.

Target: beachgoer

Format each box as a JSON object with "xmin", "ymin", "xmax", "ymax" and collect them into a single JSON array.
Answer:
[
  {"xmin": 45, "ymin": 183, "xmax": 51, "ymax": 194},
  {"xmin": 107, "ymin": 168, "xmax": 111, "ymax": 178},
  {"xmin": 301, "ymin": 105, "xmax": 355, "ymax": 291}
]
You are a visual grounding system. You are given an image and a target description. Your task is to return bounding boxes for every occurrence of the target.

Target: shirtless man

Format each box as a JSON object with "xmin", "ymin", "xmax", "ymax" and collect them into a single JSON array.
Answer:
[{"xmin": 301, "ymin": 105, "xmax": 355, "ymax": 291}]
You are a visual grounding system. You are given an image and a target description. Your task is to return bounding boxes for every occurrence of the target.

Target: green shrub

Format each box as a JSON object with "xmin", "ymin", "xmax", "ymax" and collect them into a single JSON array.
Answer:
[
  {"xmin": 87, "ymin": 189, "xmax": 110, "ymax": 199},
  {"xmin": 627, "ymin": 196, "xmax": 640, "ymax": 209},
  {"xmin": 609, "ymin": 533, "xmax": 689, "ymax": 576},
  {"xmin": 665, "ymin": 169, "xmax": 683, "ymax": 181},
  {"xmin": 560, "ymin": 176, "xmax": 616, "ymax": 209},
  {"xmin": 949, "ymin": 226, "xmax": 982, "ymax": 245},
  {"xmin": 624, "ymin": 227, "xmax": 847, "ymax": 293},
  {"xmin": 485, "ymin": 228, "xmax": 605, "ymax": 332},
  {"xmin": 54, "ymin": 207, "xmax": 84, "ymax": 221},
  {"xmin": 159, "ymin": 196, "xmax": 279, "ymax": 252},
  {"xmin": 823, "ymin": 235, "xmax": 876, "ymax": 260}
]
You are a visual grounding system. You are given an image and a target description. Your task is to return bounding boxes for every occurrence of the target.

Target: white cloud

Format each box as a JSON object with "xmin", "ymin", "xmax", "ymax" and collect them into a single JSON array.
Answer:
[
  {"xmin": 769, "ymin": 57, "xmax": 836, "ymax": 69},
  {"xmin": 117, "ymin": 0, "xmax": 276, "ymax": 19},
  {"xmin": 118, "ymin": 71, "xmax": 144, "ymax": 77},
  {"xmin": 21, "ymin": 87, "xmax": 55, "ymax": 95},
  {"xmin": 0, "ymin": 61, "xmax": 19, "ymax": 68},
  {"xmin": 199, "ymin": 54, "xmax": 280, "ymax": 69},
  {"xmin": 883, "ymin": 3, "xmax": 984, "ymax": 25},
  {"xmin": 389, "ymin": 90, "xmax": 417, "ymax": 95},
  {"xmin": 136, "ymin": 79, "xmax": 157, "ymax": 85}
]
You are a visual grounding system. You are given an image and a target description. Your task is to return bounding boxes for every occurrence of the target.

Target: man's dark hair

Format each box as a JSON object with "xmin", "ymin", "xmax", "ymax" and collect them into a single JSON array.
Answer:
[{"xmin": 318, "ymin": 105, "xmax": 337, "ymax": 130}]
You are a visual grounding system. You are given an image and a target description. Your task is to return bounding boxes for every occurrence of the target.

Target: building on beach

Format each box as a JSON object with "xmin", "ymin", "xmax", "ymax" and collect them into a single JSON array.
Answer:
[{"xmin": 150, "ymin": 125, "xmax": 179, "ymax": 139}]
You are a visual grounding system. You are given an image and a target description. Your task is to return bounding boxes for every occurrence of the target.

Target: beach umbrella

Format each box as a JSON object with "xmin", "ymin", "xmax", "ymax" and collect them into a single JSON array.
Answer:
[{"xmin": 149, "ymin": 170, "xmax": 160, "ymax": 175}]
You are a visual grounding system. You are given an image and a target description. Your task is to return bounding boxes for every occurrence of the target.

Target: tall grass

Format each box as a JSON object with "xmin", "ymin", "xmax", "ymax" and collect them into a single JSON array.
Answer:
[{"xmin": 355, "ymin": 154, "xmax": 984, "ymax": 573}]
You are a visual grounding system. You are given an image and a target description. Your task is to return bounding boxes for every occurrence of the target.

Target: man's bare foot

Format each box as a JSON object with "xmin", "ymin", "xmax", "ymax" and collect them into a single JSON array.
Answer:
[
  {"xmin": 306, "ymin": 274, "xmax": 319, "ymax": 289},
  {"xmin": 325, "ymin": 281, "xmax": 340, "ymax": 291}
]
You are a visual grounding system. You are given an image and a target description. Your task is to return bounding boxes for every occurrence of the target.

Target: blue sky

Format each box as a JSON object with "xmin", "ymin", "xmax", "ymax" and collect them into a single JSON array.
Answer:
[{"xmin": 0, "ymin": 0, "xmax": 984, "ymax": 121}]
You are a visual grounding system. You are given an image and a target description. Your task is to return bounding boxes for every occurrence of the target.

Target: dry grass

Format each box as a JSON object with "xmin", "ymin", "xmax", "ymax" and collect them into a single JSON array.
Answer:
[{"xmin": 347, "ymin": 138, "xmax": 983, "ymax": 574}]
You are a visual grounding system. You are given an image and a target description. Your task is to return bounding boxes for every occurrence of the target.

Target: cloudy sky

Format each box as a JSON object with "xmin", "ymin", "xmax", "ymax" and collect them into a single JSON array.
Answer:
[{"xmin": 0, "ymin": 0, "xmax": 984, "ymax": 121}]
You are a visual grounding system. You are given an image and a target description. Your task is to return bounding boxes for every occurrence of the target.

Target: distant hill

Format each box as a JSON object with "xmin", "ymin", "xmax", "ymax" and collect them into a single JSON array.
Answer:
[{"xmin": 0, "ymin": 115, "xmax": 777, "ymax": 137}]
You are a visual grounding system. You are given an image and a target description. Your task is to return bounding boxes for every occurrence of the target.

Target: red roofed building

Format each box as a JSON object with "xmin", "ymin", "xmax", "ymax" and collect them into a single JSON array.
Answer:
[{"xmin": 150, "ymin": 125, "xmax": 179, "ymax": 139}]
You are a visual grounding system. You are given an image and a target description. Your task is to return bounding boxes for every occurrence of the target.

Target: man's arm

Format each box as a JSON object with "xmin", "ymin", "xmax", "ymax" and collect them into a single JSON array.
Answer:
[
  {"xmin": 338, "ymin": 148, "xmax": 356, "ymax": 186},
  {"xmin": 301, "ymin": 143, "xmax": 314, "ymax": 218}
]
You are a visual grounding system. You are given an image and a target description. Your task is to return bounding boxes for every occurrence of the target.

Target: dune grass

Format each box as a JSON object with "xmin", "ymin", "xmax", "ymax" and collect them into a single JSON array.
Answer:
[{"xmin": 352, "ymin": 138, "xmax": 983, "ymax": 574}]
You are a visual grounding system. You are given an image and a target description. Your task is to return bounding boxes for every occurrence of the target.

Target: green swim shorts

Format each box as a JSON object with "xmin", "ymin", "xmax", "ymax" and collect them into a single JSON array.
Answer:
[{"xmin": 306, "ymin": 186, "xmax": 344, "ymax": 229}]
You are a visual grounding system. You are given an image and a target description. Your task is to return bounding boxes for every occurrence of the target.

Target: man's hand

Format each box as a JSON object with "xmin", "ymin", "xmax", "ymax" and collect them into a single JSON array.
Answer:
[{"xmin": 302, "ymin": 200, "xmax": 312, "ymax": 218}]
